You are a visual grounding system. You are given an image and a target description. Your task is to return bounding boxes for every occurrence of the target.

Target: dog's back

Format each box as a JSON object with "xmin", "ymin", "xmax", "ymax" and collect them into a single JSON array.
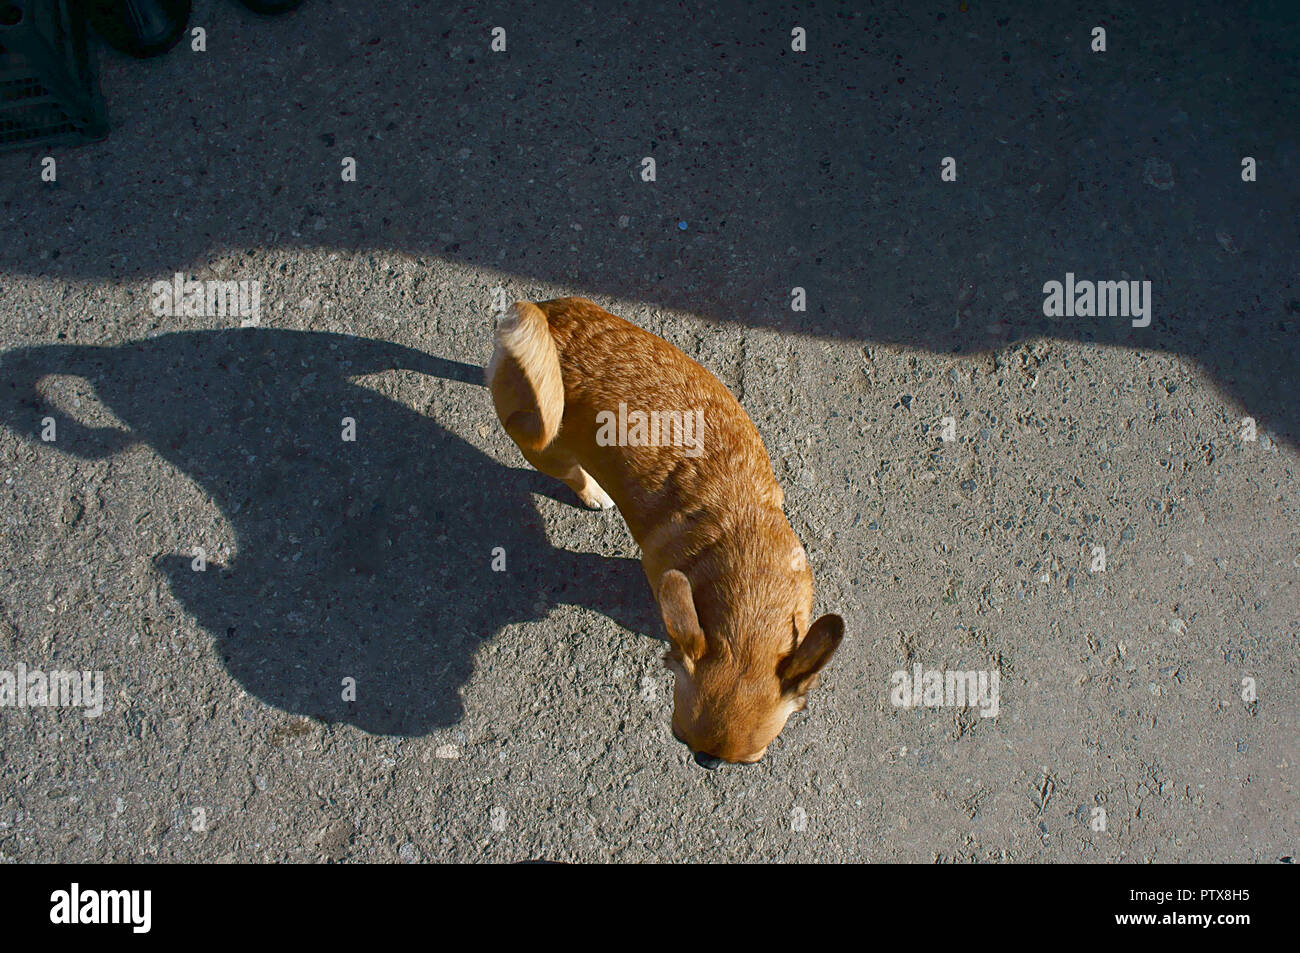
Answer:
[{"xmin": 495, "ymin": 297, "xmax": 783, "ymax": 541}]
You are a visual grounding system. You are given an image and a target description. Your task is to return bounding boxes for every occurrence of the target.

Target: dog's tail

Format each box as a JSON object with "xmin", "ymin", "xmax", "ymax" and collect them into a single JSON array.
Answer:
[{"xmin": 487, "ymin": 301, "xmax": 564, "ymax": 453}]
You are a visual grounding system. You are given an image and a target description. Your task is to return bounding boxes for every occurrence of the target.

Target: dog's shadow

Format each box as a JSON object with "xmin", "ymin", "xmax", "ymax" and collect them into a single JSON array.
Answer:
[{"xmin": 0, "ymin": 329, "xmax": 659, "ymax": 735}]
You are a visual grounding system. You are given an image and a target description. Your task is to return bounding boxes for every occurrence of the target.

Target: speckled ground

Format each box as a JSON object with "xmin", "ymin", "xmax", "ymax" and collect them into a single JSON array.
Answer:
[{"xmin": 0, "ymin": 0, "xmax": 1296, "ymax": 862}]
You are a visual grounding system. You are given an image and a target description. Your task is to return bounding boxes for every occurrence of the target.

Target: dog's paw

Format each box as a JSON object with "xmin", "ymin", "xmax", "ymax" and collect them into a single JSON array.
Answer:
[{"xmin": 579, "ymin": 485, "xmax": 616, "ymax": 511}]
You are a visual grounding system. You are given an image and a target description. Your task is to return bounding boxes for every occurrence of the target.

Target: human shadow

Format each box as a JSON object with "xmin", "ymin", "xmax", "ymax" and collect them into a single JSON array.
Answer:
[
  {"xmin": 1, "ymin": 2, "xmax": 1296, "ymax": 442},
  {"xmin": 0, "ymin": 329, "xmax": 660, "ymax": 734}
]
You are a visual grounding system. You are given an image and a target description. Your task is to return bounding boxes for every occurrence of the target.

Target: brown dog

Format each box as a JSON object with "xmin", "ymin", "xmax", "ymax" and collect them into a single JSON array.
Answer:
[{"xmin": 488, "ymin": 297, "xmax": 843, "ymax": 766}]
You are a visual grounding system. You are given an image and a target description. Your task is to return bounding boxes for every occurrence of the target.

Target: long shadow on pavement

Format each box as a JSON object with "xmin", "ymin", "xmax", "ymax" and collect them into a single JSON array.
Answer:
[{"xmin": 0, "ymin": 329, "xmax": 659, "ymax": 734}]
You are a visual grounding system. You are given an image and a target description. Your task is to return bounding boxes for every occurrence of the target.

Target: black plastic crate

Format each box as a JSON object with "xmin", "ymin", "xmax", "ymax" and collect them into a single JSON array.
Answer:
[{"xmin": 0, "ymin": 0, "xmax": 107, "ymax": 154}]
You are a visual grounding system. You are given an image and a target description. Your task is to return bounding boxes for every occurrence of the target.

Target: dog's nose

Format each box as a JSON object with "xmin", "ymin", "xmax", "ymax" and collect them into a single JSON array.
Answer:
[{"xmin": 693, "ymin": 751, "xmax": 724, "ymax": 770}]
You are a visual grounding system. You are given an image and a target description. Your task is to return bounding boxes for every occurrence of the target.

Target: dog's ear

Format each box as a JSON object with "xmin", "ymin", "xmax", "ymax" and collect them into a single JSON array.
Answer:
[
  {"xmin": 659, "ymin": 570, "xmax": 706, "ymax": 661},
  {"xmin": 779, "ymin": 614, "xmax": 844, "ymax": 696}
]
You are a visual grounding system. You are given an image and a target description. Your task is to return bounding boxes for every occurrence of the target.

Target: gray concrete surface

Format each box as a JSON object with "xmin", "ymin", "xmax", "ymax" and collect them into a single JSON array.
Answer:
[{"xmin": 0, "ymin": 1, "xmax": 1296, "ymax": 862}]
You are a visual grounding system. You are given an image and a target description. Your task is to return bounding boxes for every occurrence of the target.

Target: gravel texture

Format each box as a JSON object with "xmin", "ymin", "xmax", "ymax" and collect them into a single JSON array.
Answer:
[{"xmin": 0, "ymin": 1, "xmax": 1296, "ymax": 862}]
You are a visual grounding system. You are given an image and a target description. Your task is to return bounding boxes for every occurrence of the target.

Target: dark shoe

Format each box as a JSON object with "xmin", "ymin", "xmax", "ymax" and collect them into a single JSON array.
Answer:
[{"xmin": 81, "ymin": 0, "xmax": 191, "ymax": 58}]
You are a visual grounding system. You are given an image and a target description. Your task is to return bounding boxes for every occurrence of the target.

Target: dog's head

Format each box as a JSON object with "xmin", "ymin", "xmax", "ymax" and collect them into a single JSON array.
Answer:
[{"xmin": 658, "ymin": 542, "xmax": 843, "ymax": 767}]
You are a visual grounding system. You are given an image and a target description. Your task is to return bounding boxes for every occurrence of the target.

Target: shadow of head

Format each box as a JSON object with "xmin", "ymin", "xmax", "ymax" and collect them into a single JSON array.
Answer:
[{"xmin": 0, "ymin": 329, "xmax": 657, "ymax": 734}]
